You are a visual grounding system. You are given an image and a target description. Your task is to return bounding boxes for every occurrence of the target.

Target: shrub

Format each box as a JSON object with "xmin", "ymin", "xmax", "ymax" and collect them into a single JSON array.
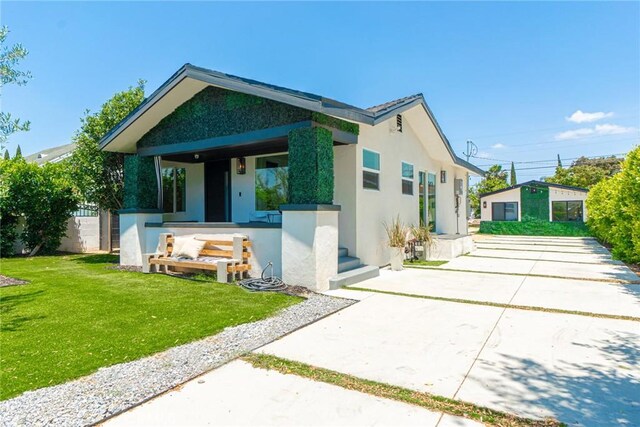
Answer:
[
  {"xmin": 587, "ymin": 146, "xmax": 640, "ymax": 263},
  {"xmin": 0, "ymin": 158, "xmax": 79, "ymax": 256}
]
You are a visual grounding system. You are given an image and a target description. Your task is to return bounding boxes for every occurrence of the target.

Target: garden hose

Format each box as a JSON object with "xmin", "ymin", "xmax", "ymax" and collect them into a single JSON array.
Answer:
[{"xmin": 238, "ymin": 262, "xmax": 287, "ymax": 292}]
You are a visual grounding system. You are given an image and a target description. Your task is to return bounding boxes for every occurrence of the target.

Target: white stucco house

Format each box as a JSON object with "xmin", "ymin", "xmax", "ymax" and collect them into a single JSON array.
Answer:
[
  {"xmin": 100, "ymin": 64, "xmax": 483, "ymax": 290},
  {"xmin": 480, "ymin": 180, "xmax": 588, "ymax": 223}
]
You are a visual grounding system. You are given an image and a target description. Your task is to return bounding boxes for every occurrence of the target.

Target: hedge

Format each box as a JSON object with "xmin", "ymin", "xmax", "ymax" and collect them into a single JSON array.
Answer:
[
  {"xmin": 586, "ymin": 146, "xmax": 640, "ymax": 263},
  {"xmin": 479, "ymin": 219, "xmax": 591, "ymax": 237}
]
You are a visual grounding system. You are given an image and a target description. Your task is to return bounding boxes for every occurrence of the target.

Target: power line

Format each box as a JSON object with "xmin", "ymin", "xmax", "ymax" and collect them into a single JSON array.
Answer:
[
  {"xmin": 475, "ymin": 152, "xmax": 628, "ymax": 167},
  {"xmin": 476, "ymin": 153, "xmax": 627, "ymax": 170}
]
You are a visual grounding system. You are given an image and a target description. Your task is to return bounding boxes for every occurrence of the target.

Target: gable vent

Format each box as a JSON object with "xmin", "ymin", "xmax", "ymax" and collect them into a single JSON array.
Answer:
[{"xmin": 396, "ymin": 114, "xmax": 403, "ymax": 133}]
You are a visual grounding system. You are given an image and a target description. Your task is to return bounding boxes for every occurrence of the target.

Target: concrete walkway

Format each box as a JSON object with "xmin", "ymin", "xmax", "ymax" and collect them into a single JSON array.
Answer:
[{"xmin": 105, "ymin": 360, "xmax": 481, "ymax": 427}]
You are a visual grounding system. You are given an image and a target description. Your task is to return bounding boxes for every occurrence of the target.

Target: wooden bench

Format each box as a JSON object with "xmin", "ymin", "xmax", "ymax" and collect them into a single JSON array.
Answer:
[{"xmin": 142, "ymin": 233, "xmax": 252, "ymax": 283}]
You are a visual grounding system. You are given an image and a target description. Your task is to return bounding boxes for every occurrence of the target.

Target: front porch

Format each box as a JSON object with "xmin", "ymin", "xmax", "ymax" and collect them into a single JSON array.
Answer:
[{"xmin": 116, "ymin": 84, "xmax": 361, "ymax": 291}]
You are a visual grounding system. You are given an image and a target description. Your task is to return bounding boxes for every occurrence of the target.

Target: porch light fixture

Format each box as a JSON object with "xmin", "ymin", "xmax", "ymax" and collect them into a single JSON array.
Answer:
[
  {"xmin": 483, "ymin": 201, "xmax": 487, "ymax": 208},
  {"xmin": 237, "ymin": 157, "xmax": 246, "ymax": 175},
  {"xmin": 440, "ymin": 170, "xmax": 447, "ymax": 183}
]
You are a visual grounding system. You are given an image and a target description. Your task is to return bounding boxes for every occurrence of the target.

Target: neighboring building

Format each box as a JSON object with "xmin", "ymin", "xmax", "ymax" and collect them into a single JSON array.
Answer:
[
  {"xmin": 23, "ymin": 144, "xmax": 117, "ymax": 253},
  {"xmin": 100, "ymin": 64, "xmax": 483, "ymax": 290},
  {"xmin": 479, "ymin": 180, "xmax": 588, "ymax": 223}
]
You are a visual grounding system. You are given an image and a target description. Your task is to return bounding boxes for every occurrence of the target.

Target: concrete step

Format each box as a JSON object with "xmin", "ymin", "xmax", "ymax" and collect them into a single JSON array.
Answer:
[
  {"xmin": 338, "ymin": 256, "xmax": 361, "ymax": 273},
  {"xmin": 338, "ymin": 247, "xmax": 349, "ymax": 258},
  {"xmin": 329, "ymin": 265, "xmax": 380, "ymax": 289}
]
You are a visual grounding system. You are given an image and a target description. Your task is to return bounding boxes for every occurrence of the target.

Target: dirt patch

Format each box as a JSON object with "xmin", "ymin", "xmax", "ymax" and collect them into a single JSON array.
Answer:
[
  {"xmin": 106, "ymin": 265, "xmax": 143, "ymax": 273},
  {"xmin": 0, "ymin": 275, "xmax": 28, "ymax": 287}
]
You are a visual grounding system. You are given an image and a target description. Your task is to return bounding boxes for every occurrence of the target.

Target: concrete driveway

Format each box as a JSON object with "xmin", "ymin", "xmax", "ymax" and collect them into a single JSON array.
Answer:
[
  {"xmin": 107, "ymin": 235, "xmax": 639, "ymax": 426},
  {"xmin": 259, "ymin": 235, "xmax": 640, "ymax": 426}
]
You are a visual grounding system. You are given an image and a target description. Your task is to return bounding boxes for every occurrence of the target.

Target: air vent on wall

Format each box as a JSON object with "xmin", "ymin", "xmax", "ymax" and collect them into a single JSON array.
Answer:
[{"xmin": 396, "ymin": 114, "xmax": 403, "ymax": 133}]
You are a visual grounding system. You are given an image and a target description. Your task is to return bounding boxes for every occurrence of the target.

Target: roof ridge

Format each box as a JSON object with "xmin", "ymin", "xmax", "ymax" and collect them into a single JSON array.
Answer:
[{"xmin": 366, "ymin": 93, "xmax": 423, "ymax": 113}]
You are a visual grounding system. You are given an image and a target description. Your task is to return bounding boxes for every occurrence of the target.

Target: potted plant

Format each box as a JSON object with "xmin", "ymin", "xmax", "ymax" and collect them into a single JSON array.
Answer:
[
  {"xmin": 384, "ymin": 215, "xmax": 408, "ymax": 271},
  {"xmin": 409, "ymin": 224, "xmax": 435, "ymax": 261}
]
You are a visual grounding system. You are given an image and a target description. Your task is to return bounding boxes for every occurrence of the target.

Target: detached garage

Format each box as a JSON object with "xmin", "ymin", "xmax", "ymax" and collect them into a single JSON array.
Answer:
[{"xmin": 480, "ymin": 180, "xmax": 588, "ymax": 223}]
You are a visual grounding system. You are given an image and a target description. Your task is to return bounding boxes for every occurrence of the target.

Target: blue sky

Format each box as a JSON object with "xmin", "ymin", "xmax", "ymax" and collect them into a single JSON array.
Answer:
[{"xmin": 3, "ymin": 1, "xmax": 639, "ymax": 182}]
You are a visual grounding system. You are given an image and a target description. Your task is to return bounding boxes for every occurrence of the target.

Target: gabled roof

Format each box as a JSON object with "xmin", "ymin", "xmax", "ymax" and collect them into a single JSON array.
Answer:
[
  {"xmin": 99, "ymin": 64, "xmax": 483, "ymax": 175},
  {"xmin": 25, "ymin": 143, "xmax": 75, "ymax": 165},
  {"xmin": 480, "ymin": 180, "xmax": 588, "ymax": 198}
]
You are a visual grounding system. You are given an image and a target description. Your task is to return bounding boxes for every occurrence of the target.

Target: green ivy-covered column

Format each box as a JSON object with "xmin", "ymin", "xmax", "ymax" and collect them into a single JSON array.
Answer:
[
  {"xmin": 287, "ymin": 126, "xmax": 334, "ymax": 204},
  {"xmin": 120, "ymin": 154, "xmax": 162, "ymax": 267},
  {"xmin": 123, "ymin": 154, "xmax": 159, "ymax": 210},
  {"xmin": 282, "ymin": 126, "xmax": 339, "ymax": 291}
]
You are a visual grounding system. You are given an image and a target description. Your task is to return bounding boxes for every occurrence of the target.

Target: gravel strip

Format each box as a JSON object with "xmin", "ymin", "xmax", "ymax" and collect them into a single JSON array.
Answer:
[{"xmin": 0, "ymin": 294, "xmax": 354, "ymax": 427}]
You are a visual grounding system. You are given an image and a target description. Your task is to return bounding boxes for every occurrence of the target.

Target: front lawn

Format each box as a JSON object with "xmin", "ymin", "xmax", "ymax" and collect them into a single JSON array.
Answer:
[{"xmin": 0, "ymin": 254, "xmax": 300, "ymax": 400}]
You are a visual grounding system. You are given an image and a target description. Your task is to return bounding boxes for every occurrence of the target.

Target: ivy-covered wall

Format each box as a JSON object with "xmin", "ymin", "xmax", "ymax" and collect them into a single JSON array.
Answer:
[
  {"xmin": 137, "ymin": 86, "xmax": 358, "ymax": 150},
  {"xmin": 123, "ymin": 155, "xmax": 158, "ymax": 210},
  {"xmin": 288, "ymin": 127, "xmax": 334, "ymax": 204},
  {"xmin": 520, "ymin": 184, "xmax": 550, "ymax": 221}
]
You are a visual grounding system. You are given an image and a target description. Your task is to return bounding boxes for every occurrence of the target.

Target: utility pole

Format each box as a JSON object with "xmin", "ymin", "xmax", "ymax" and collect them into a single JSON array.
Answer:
[{"xmin": 463, "ymin": 140, "xmax": 478, "ymax": 220}]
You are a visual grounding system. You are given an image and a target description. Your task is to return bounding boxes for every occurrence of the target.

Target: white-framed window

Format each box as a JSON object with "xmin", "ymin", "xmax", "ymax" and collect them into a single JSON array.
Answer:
[
  {"xmin": 401, "ymin": 162, "xmax": 414, "ymax": 195},
  {"xmin": 162, "ymin": 167, "xmax": 186, "ymax": 213},
  {"xmin": 363, "ymin": 149, "xmax": 380, "ymax": 190}
]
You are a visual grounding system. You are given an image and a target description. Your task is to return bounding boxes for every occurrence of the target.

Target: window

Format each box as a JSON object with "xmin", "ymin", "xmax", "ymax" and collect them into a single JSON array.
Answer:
[
  {"xmin": 162, "ymin": 167, "xmax": 186, "ymax": 213},
  {"xmin": 256, "ymin": 154, "xmax": 288, "ymax": 211},
  {"xmin": 401, "ymin": 162, "xmax": 414, "ymax": 195},
  {"xmin": 363, "ymin": 149, "xmax": 380, "ymax": 190},
  {"xmin": 73, "ymin": 204, "xmax": 98, "ymax": 217},
  {"xmin": 552, "ymin": 201, "xmax": 583, "ymax": 222},
  {"xmin": 492, "ymin": 202, "xmax": 518, "ymax": 221},
  {"xmin": 428, "ymin": 173, "xmax": 436, "ymax": 230}
]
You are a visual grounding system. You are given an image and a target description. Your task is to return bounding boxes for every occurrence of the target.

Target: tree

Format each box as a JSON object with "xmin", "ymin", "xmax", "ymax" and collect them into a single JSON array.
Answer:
[
  {"xmin": 469, "ymin": 165, "xmax": 509, "ymax": 217},
  {"xmin": 545, "ymin": 156, "xmax": 621, "ymax": 189},
  {"xmin": 14, "ymin": 144, "xmax": 21, "ymax": 159},
  {"xmin": 70, "ymin": 80, "xmax": 145, "ymax": 211},
  {"xmin": 3, "ymin": 150, "xmax": 9, "ymax": 160},
  {"xmin": 0, "ymin": 26, "xmax": 32, "ymax": 150},
  {"xmin": 510, "ymin": 162, "xmax": 517, "ymax": 186},
  {"xmin": 557, "ymin": 154, "xmax": 562, "ymax": 168},
  {"xmin": 0, "ymin": 157, "xmax": 79, "ymax": 256}
]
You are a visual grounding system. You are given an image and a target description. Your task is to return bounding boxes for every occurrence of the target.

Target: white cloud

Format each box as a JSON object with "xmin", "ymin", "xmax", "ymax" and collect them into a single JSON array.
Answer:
[
  {"xmin": 555, "ymin": 128, "xmax": 594, "ymax": 140},
  {"xmin": 554, "ymin": 123, "xmax": 636, "ymax": 140},
  {"xmin": 566, "ymin": 110, "xmax": 613, "ymax": 123},
  {"xmin": 491, "ymin": 143, "xmax": 506, "ymax": 149},
  {"xmin": 593, "ymin": 123, "xmax": 635, "ymax": 135}
]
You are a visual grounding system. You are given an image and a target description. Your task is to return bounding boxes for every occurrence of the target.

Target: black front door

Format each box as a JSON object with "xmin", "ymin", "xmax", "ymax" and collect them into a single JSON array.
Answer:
[{"xmin": 205, "ymin": 160, "xmax": 231, "ymax": 222}]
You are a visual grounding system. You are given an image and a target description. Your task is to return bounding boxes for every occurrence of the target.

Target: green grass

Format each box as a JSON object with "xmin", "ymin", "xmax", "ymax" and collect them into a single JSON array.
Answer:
[
  {"xmin": 243, "ymin": 353, "xmax": 564, "ymax": 427},
  {"xmin": 0, "ymin": 254, "xmax": 300, "ymax": 400},
  {"xmin": 479, "ymin": 219, "xmax": 591, "ymax": 237},
  {"xmin": 403, "ymin": 259, "xmax": 448, "ymax": 267}
]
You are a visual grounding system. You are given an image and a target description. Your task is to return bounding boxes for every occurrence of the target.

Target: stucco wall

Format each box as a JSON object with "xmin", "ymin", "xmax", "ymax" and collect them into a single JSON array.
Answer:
[
  {"xmin": 480, "ymin": 188, "xmax": 521, "ymax": 221},
  {"xmin": 59, "ymin": 216, "xmax": 101, "ymax": 253},
  {"xmin": 548, "ymin": 188, "xmax": 589, "ymax": 221},
  {"xmin": 353, "ymin": 114, "xmax": 469, "ymax": 267},
  {"xmin": 333, "ymin": 144, "xmax": 358, "ymax": 255}
]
